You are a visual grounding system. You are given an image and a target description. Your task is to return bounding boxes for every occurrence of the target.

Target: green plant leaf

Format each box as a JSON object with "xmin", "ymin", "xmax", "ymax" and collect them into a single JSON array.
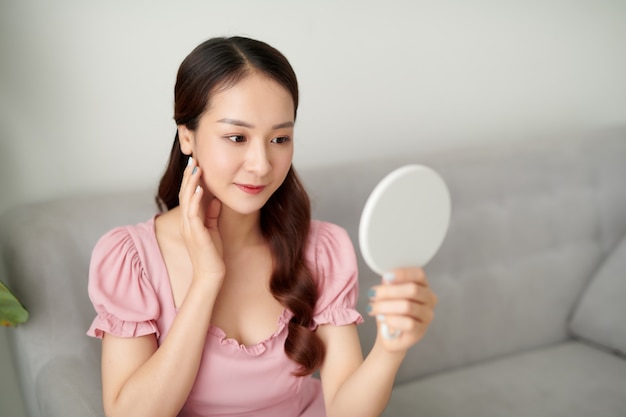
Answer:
[{"xmin": 0, "ymin": 281, "xmax": 29, "ymax": 327}]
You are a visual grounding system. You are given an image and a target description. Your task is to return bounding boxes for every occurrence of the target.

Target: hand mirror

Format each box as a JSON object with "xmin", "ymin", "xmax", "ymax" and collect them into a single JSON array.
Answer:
[{"xmin": 359, "ymin": 165, "xmax": 451, "ymax": 275}]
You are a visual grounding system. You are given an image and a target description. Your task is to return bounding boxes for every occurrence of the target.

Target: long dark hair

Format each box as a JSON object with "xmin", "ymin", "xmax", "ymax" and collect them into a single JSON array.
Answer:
[{"xmin": 156, "ymin": 37, "xmax": 324, "ymax": 376}]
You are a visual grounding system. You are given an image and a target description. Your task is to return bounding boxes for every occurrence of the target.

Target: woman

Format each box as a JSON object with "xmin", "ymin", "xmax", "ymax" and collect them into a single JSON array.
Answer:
[{"xmin": 88, "ymin": 36, "xmax": 437, "ymax": 417}]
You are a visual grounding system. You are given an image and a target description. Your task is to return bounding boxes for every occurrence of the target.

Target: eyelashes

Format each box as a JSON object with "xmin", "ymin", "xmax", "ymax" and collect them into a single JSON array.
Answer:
[
  {"xmin": 226, "ymin": 135, "xmax": 245, "ymax": 143},
  {"xmin": 224, "ymin": 135, "xmax": 291, "ymax": 144},
  {"xmin": 271, "ymin": 136, "xmax": 290, "ymax": 144}
]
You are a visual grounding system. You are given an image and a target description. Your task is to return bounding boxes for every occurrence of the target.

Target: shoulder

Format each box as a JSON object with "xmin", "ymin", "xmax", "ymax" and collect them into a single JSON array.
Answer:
[
  {"xmin": 306, "ymin": 220, "xmax": 358, "ymax": 285},
  {"xmin": 307, "ymin": 221, "xmax": 364, "ymax": 325},
  {"xmin": 308, "ymin": 220, "xmax": 354, "ymax": 255},
  {"xmin": 88, "ymin": 217, "xmax": 160, "ymax": 306},
  {"xmin": 88, "ymin": 217, "xmax": 162, "ymax": 335},
  {"xmin": 91, "ymin": 217, "xmax": 158, "ymax": 266}
]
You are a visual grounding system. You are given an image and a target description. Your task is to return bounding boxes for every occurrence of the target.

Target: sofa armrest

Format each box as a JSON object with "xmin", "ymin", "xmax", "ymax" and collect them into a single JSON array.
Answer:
[
  {"xmin": 36, "ymin": 356, "xmax": 104, "ymax": 417},
  {"xmin": 570, "ymin": 234, "xmax": 626, "ymax": 355},
  {"xmin": 0, "ymin": 190, "xmax": 156, "ymax": 417}
]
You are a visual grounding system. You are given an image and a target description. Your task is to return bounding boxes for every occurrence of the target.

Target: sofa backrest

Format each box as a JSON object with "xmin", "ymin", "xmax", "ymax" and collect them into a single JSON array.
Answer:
[
  {"xmin": 1, "ymin": 128, "xmax": 624, "ymax": 410},
  {"xmin": 302, "ymin": 128, "xmax": 626, "ymax": 383}
]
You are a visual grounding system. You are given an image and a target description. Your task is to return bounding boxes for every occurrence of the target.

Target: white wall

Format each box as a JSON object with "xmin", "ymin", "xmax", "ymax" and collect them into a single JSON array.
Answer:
[{"xmin": 1, "ymin": 1, "xmax": 625, "ymax": 414}]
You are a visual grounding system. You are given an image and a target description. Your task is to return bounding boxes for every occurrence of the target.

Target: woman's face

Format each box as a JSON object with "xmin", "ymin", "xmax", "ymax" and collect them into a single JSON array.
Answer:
[{"xmin": 178, "ymin": 73, "xmax": 295, "ymax": 216}]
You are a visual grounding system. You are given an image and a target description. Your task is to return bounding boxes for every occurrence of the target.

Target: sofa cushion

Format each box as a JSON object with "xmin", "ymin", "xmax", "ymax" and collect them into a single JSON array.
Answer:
[
  {"xmin": 570, "ymin": 234, "xmax": 626, "ymax": 355},
  {"xmin": 382, "ymin": 341, "xmax": 626, "ymax": 417}
]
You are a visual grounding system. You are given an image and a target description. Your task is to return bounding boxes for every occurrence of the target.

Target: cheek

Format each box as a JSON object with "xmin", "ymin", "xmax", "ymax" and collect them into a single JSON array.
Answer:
[
  {"xmin": 194, "ymin": 146, "xmax": 232, "ymax": 192},
  {"xmin": 196, "ymin": 141, "xmax": 235, "ymax": 172},
  {"xmin": 276, "ymin": 150, "xmax": 294, "ymax": 177}
]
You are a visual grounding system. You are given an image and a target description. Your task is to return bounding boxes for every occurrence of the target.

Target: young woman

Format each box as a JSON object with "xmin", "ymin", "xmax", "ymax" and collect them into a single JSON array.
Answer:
[{"xmin": 87, "ymin": 36, "xmax": 437, "ymax": 417}]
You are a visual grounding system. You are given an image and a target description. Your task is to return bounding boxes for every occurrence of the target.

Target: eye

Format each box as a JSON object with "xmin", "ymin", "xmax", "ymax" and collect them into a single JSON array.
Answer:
[
  {"xmin": 226, "ymin": 135, "xmax": 246, "ymax": 143},
  {"xmin": 271, "ymin": 136, "xmax": 291, "ymax": 144}
]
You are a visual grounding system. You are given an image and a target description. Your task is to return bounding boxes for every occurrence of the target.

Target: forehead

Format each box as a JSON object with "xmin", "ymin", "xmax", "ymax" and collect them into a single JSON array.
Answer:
[{"xmin": 205, "ymin": 73, "xmax": 295, "ymax": 124}]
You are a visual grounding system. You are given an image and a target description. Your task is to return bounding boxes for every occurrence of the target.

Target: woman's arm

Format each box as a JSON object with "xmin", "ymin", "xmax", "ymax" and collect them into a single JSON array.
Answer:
[
  {"xmin": 318, "ymin": 267, "xmax": 437, "ymax": 417},
  {"xmin": 101, "ymin": 278, "xmax": 218, "ymax": 417},
  {"xmin": 100, "ymin": 159, "xmax": 224, "ymax": 417}
]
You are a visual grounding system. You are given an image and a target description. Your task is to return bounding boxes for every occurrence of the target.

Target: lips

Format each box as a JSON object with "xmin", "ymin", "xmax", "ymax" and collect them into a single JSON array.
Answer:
[{"xmin": 236, "ymin": 184, "xmax": 266, "ymax": 195}]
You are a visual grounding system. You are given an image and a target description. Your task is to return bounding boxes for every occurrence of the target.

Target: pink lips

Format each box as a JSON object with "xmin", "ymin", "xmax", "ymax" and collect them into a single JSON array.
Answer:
[{"xmin": 236, "ymin": 184, "xmax": 266, "ymax": 195}]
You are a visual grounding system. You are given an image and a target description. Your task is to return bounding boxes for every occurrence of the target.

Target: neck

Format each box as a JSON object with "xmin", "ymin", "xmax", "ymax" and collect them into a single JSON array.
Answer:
[{"xmin": 217, "ymin": 205, "xmax": 265, "ymax": 255}]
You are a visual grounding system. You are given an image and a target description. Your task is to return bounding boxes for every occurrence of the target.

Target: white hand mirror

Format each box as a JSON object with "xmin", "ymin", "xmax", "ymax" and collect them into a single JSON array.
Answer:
[{"xmin": 359, "ymin": 165, "xmax": 451, "ymax": 275}]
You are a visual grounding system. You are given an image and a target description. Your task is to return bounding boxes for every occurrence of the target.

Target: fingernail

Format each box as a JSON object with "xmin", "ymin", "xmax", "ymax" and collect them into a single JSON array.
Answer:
[
  {"xmin": 192, "ymin": 166, "xmax": 197, "ymax": 175},
  {"xmin": 187, "ymin": 156, "xmax": 193, "ymax": 166},
  {"xmin": 381, "ymin": 323, "xmax": 391, "ymax": 339},
  {"xmin": 367, "ymin": 288, "xmax": 376, "ymax": 298},
  {"xmin": 195, "ymin": 185, "xmax": 201, "ymax": 194},
  {"xmin": 383, "ymin": 272, "xmax": 396, "ymax": 283},
  {"xmin": 381, "ymin": 323, "xmax": 402, "ymax": 340},
  {"xmin": 376, "ymin": 314, "xmax": 385, "ymax": 322},
  {"xmin": 366, "ymin": 304, "xmax": 372, "ymax": 314}
]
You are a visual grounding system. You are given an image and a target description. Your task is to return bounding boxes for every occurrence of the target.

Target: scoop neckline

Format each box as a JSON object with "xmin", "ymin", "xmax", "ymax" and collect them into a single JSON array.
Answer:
[{"xmin": 147, "ymin": 214, "xmax": 291, "ymax": 353}]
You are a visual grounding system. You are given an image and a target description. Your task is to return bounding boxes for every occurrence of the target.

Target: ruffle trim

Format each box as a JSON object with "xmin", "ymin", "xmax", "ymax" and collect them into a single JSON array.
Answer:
[
  {"xmin": 207, "ymin": 309, "xmax": 293, "ymax": 356},
  {"xmin": 312, "ymin": 308, "xmax": 364, "ymax": 328},
  {"xmin": 87, "ymin": 312, "xmax": 160, "ymax": 339}
]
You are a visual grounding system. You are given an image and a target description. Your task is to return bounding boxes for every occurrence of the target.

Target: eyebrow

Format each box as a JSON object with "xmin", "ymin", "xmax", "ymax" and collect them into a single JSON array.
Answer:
[{"xmin": 217, "ymin": 118, "xmax": 294, "ymax": 130}]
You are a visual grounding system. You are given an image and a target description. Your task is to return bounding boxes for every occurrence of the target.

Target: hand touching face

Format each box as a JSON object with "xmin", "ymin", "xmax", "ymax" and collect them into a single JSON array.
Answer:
[{"xmin": 177, "ymin": 156, "xmax": 225, "ymax": 286}]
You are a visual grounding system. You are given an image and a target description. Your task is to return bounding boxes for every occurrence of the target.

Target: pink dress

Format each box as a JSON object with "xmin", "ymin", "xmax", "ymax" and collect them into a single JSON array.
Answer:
[{"xmin": 87, "ymin": 217, "xmax": 363, "ymax": 417}]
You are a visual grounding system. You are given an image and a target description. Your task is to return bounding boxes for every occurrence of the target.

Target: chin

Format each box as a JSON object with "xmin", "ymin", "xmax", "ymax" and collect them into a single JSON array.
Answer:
[{"xmin": 221, "ymin": 199, "xmax": 268, "ymax": 216}]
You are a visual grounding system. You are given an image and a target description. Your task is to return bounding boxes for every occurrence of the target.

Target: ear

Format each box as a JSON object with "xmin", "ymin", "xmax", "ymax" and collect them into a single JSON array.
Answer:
[{"xmin": 178, "ymin": 124, "xmax": 195, "ymax": 156}]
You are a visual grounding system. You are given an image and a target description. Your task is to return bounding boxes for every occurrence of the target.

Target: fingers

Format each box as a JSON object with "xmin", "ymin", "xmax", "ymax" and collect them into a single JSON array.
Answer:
[
  {"xmin": 368, "ymin": 268, "xmax": 438, "ymax": 347},
  {"xmin": 370, "ymin": 267, "xmax": 437, "ymax": 308},
  {"xmin": 177, "ymin": 158, "xmax": 225, "ymax": 282},
  {"xmin": 383, "ymin": 267, "xmax": 428, "ymax": 286},
  {"xmin": 375, "ymin": 314, "xmax": 428, "ymax": 334},
  {"xmin": 179, "ymin": 156, "xmax": 200, "ymax": 214},
  {"xmin": 369, "ymin": 281, "xmax": 436, "ymax": 306},
  {"xmin": 368, "ymin": 270, "xmax": 437, "ymax": 319},
  {"xmin": 180, "ymin": 156, "xmax": 194, "ymax": 195},
  {"xmin": 179, "ymin": 156, "xmax": 209, "ymax": 241},
  {"xmin": 369, "ymin": 298, "xmax": 435, "ymax": 324}
]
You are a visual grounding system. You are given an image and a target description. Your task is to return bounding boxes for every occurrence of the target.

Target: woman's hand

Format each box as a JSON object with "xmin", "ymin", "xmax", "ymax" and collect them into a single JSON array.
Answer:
[
  {"xmin": 178, "ymin": 157, "xmax": 225, "ymax": 285},
  {"xmin": 367, "ymin": 267, "xmax": 437, "ymax": 352}
]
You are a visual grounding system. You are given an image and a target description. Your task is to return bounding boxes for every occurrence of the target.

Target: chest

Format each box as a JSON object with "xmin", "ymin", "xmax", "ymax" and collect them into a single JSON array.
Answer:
[
  {"xmin": 211, "ymin": 254, "xmax": 284, "ymax": 346},
  {"xmin": 159, "ymin": 236, "xmax": 284, "ymax": 347},
  {"xmin": 181, "ymin": 320, "xmax": 308, "ymax": 416}
]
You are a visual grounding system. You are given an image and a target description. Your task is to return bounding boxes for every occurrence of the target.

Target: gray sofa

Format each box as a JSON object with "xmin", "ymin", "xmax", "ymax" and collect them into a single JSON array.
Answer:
[{"xmin": 2, "ymin": 129, "xmax": 625, "ymax": 417}]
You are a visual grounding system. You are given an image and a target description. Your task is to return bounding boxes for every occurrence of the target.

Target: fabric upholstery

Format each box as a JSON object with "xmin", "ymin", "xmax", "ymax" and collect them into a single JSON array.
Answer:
[
  {"xmin": 2, "ymin": 128, "xmax": 625, "ymax": 417},
  {"xmin": 570, "ymin": 234, "xmax": 626, "ymax": 355},
  {"xmin": 304, "ymin": 132, "xmax": 626, "ymax": 383},
  {"xmin": 36, "ymin": 356, "xmax": 104, "ymax": 417},
  {"xmin": 0, "ymin": 190, "xmax": 156, "ymax": 417},
  {"xmin": 382, "ymin": 341, "xmax": 626, "ymax": 417}
]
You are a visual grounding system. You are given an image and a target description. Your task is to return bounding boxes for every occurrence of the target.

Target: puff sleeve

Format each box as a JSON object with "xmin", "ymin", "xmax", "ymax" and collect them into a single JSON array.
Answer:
[
  {"xmin": 87, "ymin": 227, "xmax": 160, "ymax": 339},
  {"xmin": 309, "ymin": 221, "xmax": 364, "ymax": 328}
]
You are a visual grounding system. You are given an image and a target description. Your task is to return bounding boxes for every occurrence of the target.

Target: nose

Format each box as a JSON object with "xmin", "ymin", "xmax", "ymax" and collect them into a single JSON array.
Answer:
[{"xmin": 244, "ymin": 140, "xmax": 271, "ymax": 177}]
